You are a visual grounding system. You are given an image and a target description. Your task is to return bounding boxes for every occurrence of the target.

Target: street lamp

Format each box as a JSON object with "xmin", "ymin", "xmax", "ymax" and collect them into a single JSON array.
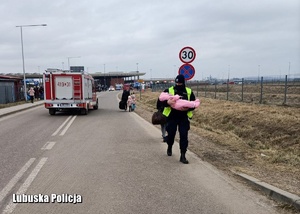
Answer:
[
  {"xmin": 136, "ymin": 63, "xmax": 139, "ymax": 80},
  {"xmin": 173, "ymin": 65, "xmax": 176, "ymax": 77},
  {"xmin": 67, "ymin": 56, "xmax": 81, "ymax": 70},
  {"xmin": 103, "ymin": 64, "xmax": 106, "ymax": 87},
  {"xmin": 258, "ymin": 65, "xmax": 260, "ymax": 83},
  {"xmin": 16, "ymin": 24, "xmax": 47, "ymax": 101}
]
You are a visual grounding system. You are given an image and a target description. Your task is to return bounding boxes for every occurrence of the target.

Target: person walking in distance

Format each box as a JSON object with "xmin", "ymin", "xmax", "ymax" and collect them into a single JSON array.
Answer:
[
  {"xmin": 28, "ymin": 87, "xmax": 35, "ymax": 103},
  {"xmin": 161, "ymin": 74, "xmax": 196, "ymax": 164},
  {"xmin": 121, "ymin": 87, "xmax": 130, "ymax": 110}
]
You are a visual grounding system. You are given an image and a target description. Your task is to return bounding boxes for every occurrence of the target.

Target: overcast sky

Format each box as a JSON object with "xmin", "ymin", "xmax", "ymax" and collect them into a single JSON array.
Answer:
[{"xmin": 1, "ymin": 0, "xmax": 299, "ymax": 80}]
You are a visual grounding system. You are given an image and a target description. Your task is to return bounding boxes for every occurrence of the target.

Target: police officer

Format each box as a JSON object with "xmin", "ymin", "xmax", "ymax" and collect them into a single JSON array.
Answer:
[{"xmin": 161, "ymin": 74, "xmax": 196, "ymax": 164}]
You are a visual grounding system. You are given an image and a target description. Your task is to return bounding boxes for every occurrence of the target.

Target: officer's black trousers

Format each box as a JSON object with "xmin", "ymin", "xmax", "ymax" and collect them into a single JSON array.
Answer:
[{"xmin": 166, "ymin": 117, "xmax": 190, "ymax": 153}]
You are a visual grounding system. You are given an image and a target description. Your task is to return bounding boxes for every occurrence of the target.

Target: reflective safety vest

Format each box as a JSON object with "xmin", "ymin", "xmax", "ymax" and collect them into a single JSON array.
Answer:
[{"xmin": 163, "ymin": 86, "xmax": 193, "ymax": 119}]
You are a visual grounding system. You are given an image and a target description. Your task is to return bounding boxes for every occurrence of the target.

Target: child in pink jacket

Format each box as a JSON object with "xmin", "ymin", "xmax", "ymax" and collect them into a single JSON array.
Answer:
[{"xmin": 159, "ymin": 92, "xmax": 200, "ymax": 110}]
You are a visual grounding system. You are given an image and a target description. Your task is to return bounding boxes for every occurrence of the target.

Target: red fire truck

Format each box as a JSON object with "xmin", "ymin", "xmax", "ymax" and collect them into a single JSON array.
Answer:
[{"xmin": 43, "ymin": 69, "xmax": 98, "ymax": 115}]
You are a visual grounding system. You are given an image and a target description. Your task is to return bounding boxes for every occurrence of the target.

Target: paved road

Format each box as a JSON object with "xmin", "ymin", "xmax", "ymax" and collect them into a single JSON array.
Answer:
[{"xmin": 0, "ymin": 92, "xmax": 287, "ymax": 214}]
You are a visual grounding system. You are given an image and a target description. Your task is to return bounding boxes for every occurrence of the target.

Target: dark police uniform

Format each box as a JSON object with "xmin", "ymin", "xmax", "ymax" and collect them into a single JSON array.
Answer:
[{"xmin": 161, "ymin": 74, "xmax": 196, "ymax": 164}]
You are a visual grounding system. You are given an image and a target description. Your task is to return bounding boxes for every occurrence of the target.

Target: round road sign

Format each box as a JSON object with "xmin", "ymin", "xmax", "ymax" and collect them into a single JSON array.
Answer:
[
  {"xmin": 179, "ymin": 46, "xmax": 196, "ymax": 63},
  {"xmin": 178, "ymin": 63, "xmax": 195, "ymax": 80}
]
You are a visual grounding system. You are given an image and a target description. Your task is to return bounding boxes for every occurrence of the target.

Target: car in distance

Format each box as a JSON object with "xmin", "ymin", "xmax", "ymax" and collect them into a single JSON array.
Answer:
[
  {"xmin": 115, "ymin": 84, "xmax": 122, "ymax": 90},
  {"xmin": 108, "ymin": 86, "xmax": 115, "ymax": 91}
]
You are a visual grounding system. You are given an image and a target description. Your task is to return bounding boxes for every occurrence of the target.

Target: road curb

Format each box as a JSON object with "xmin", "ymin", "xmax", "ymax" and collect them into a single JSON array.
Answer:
[
  {"xmin": 233, "ymin": 171, "xmax": 300, "ymax": 211},
  {"xmin": 0, "ymin": 103, "xmax": 44, "ymax": 118}
]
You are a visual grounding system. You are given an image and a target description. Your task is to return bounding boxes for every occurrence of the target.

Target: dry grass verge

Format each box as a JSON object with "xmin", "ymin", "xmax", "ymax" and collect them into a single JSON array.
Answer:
[{"xmin": 134, "ymin": 90, "xmax": 300, "ymax": 197}]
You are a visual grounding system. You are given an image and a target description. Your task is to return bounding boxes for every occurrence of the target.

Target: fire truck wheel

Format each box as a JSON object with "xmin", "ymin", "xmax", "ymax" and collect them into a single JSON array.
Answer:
[
  {"xmin": 80, "ymin": 108, "xmax": 88, "ymax": 115},
  {"xmin": 93, "ymin": 100, "xmax": 98, "ymax": 110},
  {"xmin": 49, "ymin": 109, "xmax": 56, "ymax": 115}
]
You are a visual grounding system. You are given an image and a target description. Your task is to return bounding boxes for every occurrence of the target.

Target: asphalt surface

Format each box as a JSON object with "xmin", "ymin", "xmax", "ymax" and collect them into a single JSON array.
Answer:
[{"xmin": 0, "ymin": 95, "xmax": 299, "ymax": 213}]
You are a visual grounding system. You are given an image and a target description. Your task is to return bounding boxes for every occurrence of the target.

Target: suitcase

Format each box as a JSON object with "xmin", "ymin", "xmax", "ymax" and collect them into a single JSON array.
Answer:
[{"xmin": 119, "ymin": 100, "xmax": 126, "ymax": 110}]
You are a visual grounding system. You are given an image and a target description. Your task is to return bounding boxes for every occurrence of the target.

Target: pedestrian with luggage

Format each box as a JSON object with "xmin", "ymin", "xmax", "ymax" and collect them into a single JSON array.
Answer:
[
  {"xmin": 160, "ymin": 74, "xmax": 196, "ymax": 164},
  {"xmin": 121, "ymin": 88, "xmax": 130, "ymax": 111}
]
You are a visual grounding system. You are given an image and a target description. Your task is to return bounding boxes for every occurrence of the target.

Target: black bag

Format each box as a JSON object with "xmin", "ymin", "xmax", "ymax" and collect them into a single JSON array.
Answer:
[
  {"xmin": 152, "ymin": 111, "xmax": 167, "ymax": 125},
  {"xmin": 119, "ymin": 101, "xmax": 126, "ymax": 110}
]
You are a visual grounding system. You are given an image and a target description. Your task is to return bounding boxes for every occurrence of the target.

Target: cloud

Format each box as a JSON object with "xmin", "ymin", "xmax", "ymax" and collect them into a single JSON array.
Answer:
[{"xmin": 0, "ymin": 0, "xmax": 299, "ymax": 79}]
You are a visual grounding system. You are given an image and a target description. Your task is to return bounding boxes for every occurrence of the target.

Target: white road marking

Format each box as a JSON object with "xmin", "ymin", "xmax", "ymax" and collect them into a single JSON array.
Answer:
[
  {"xmin": 3, "ymin": 157, "xmax": 48, "ymax": 214},
  {"xmin": 0, "ymin": 158, "xmax": 35, "ymax": 203},
  {"xmin": 41, "ymin": 141, "xmax": 56, "ymax": 150},
  {"xmin": 51, "ymin": 116, "xmax": 72, "ymax": 136},
  {"xmin": 59, "ymin": 115, "xmax": 77, "ymax": 136}
]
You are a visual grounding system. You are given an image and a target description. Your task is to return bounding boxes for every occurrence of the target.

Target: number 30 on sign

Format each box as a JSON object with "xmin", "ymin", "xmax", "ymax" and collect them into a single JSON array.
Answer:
[{"xmin": 179, "ymin": 46, "xmax": 196, "ymax": 63}]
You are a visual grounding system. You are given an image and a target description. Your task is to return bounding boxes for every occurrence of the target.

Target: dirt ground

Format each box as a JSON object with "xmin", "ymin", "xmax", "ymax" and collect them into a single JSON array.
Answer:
[{"xmin": 133, "ymin": 90, "xmax": 300, "ymax": 205}]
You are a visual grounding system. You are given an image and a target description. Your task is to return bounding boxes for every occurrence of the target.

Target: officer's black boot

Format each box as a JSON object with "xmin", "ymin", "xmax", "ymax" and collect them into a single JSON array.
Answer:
[
  {"xmin": 167, "ymin": 145, "xmax": 172, "ymax": 156},
  {"xmin": 180, "ymin": 152, "xmax": 189, "ymax": 164}
]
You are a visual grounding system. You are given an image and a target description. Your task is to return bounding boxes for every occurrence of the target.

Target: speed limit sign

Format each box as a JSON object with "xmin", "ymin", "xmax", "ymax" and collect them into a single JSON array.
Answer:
[{"xmin": 179, "ymin": 46, "xmax": 196, "ymax": 63}]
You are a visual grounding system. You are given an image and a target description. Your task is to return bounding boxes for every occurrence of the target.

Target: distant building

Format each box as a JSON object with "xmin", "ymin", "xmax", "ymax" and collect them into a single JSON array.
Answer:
[{"xmin": 0, "ymin": 75, "xmax": 23, "ymax": 104}]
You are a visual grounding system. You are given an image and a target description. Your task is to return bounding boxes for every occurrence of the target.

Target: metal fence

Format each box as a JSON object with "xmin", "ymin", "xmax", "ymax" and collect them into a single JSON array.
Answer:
[{"xmin": 151, "ymin": 75, "xmax": 300, "ymax": 107}]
